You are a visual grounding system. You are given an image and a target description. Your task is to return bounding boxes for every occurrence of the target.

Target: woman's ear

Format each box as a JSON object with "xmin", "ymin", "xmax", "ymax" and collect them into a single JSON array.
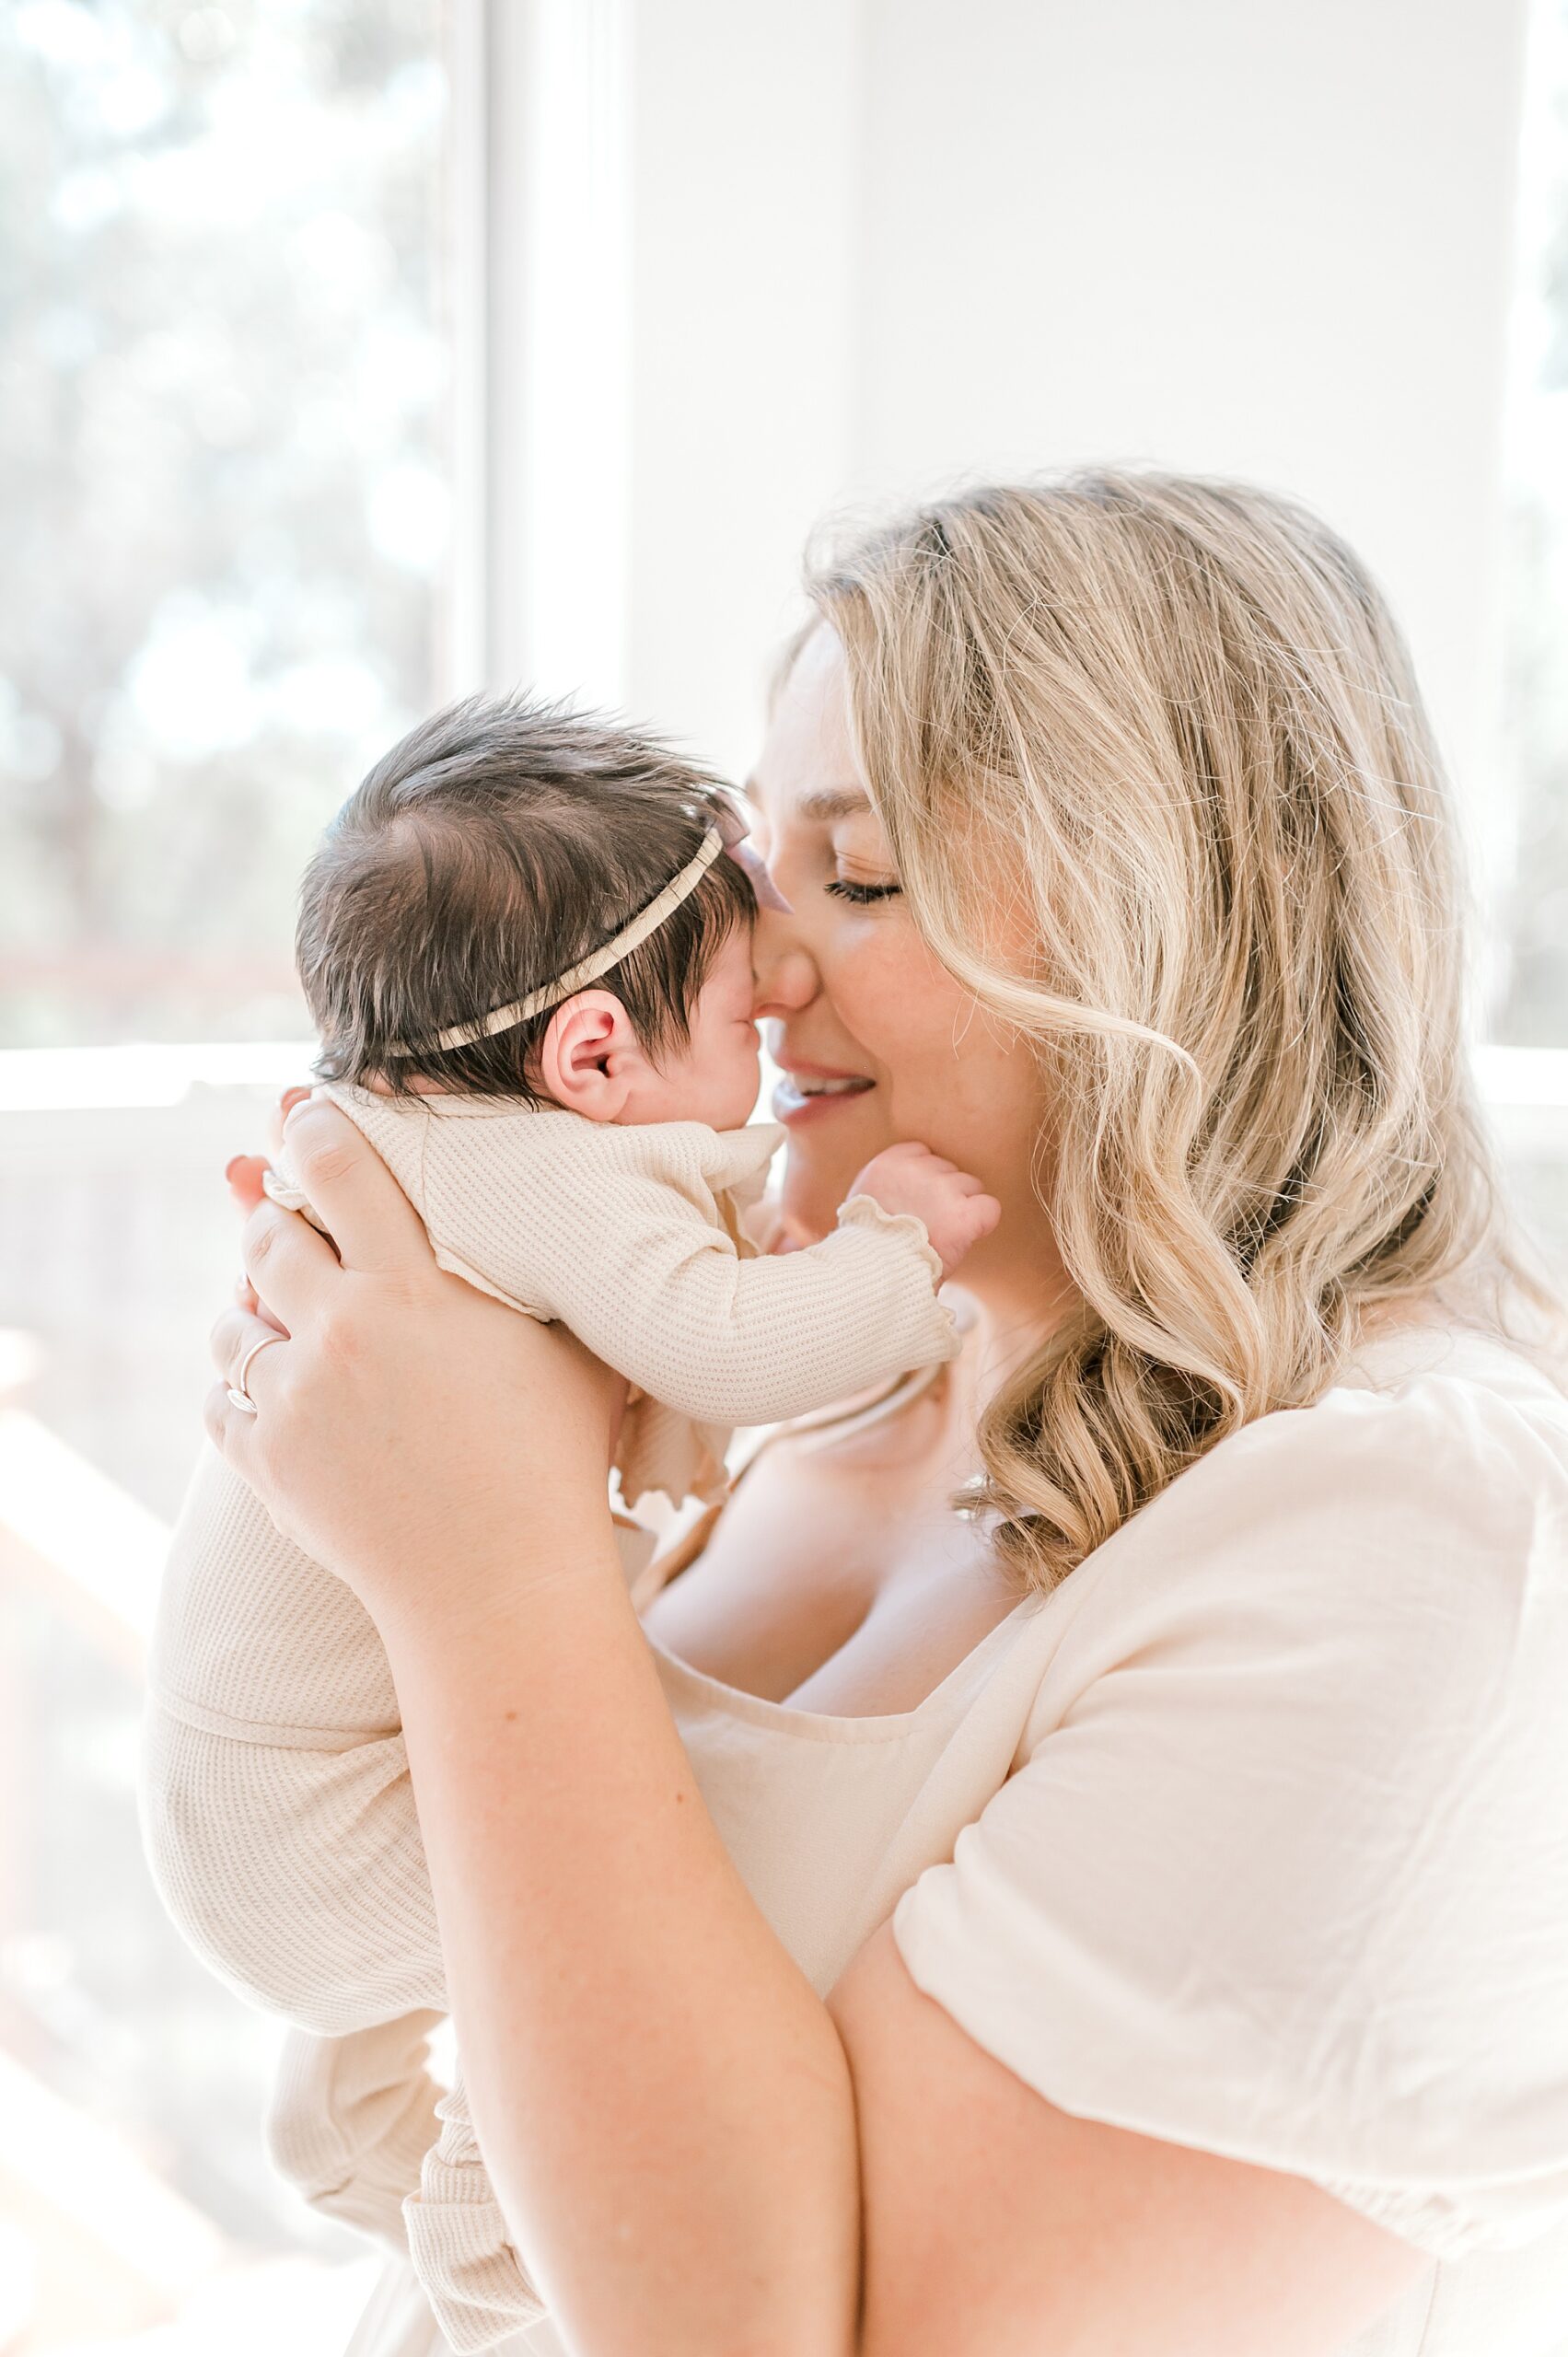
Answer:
[{"xmin": 538, "ymin": 990, "xmax": 652, "ymax": 1120}]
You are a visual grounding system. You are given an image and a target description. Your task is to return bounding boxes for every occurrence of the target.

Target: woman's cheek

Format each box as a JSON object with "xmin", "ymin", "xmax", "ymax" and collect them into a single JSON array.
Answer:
[{"xmin": 772, "ymin": 928, "xmax": 920, "ymax": 1232}]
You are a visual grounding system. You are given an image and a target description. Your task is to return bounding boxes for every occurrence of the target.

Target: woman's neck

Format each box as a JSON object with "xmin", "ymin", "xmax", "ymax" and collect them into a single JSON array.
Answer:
[{"xmin": 944, "ymin": 1256, "xmax": 1078, "ymax": 1426}]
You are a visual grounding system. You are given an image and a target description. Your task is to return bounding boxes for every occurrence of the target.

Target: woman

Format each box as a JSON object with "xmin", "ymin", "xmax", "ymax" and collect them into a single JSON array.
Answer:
[{"xmin": 208, "ymin": 471, "xmax": 1568, "ymax": 2355}]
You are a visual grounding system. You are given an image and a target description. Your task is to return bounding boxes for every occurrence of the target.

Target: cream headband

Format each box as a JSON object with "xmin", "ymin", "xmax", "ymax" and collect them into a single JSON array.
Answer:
[{"xmin": 385, "ymin": 785, "xmax": 788, "ymax": 1059}]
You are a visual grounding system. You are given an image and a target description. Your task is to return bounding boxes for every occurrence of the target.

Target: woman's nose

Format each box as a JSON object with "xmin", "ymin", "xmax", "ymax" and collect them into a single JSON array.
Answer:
[{"xmin": 749, "ymin": 901, "xmax": 819, "ymax": 1017}]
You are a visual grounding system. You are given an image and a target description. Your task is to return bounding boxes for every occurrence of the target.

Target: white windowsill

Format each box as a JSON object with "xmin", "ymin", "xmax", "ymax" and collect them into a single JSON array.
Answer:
[{"xmin": 3, "ymin": 1039, "xmax": 1568, "ymax": 1124}]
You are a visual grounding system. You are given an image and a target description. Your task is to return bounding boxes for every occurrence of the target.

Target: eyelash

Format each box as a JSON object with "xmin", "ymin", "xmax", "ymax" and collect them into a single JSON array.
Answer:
[{"xmin": 825, "ymin": 879, "xmax": 901, "ymax": 904}]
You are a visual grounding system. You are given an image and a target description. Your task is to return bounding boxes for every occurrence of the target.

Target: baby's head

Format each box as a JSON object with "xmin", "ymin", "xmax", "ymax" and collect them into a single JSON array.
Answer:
[{"xmin": 296, "ymin": 691, "xmax": 763, "ymax": 1130}]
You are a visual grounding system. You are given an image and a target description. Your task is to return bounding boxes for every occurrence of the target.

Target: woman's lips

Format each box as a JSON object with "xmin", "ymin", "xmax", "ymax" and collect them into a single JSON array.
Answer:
[{"xmin": 770, "ymin": 1066, "xmax": 876, "ymax": 1124}]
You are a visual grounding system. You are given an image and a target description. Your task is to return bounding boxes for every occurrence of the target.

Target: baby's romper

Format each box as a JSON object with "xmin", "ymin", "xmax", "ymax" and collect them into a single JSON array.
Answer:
[{"xmin": 141, "ymin": 1080, "xmax": 958, "ymax": 2344}]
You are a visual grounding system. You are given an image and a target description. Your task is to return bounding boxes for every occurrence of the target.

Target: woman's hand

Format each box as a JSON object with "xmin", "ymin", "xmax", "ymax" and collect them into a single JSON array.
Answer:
[
  {"xmin": 209, "ymin": 1095, "xmax": 627, "ymax": 1628},
  {"xmin": 226, "ymin": 1081, "xmax": 311, "ymax": 1316}
]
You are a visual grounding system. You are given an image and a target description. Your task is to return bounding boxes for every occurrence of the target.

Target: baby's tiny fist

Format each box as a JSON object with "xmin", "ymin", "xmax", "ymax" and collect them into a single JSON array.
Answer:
[{"xmin": 843, "ymin": 1142, "xmax": 999, "ymax": 1278}]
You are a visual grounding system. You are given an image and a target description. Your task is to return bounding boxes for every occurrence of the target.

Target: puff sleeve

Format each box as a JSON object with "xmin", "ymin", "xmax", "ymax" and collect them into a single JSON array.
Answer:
[{"xmin": 891, "ymin": 1346, "xmax": 1568, "ymax": 2265}]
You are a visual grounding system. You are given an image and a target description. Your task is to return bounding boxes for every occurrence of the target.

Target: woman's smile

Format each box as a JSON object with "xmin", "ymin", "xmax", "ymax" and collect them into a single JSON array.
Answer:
[{"xmin": 769, "ymin": 1053, "xmax": 877, "ymax": 1124}]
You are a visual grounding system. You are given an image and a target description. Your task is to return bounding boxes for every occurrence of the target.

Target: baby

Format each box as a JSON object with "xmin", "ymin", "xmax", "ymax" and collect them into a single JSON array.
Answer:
[{"xmin": 142, "ymin": 691, "xmax": 999, "ymax": 2349}]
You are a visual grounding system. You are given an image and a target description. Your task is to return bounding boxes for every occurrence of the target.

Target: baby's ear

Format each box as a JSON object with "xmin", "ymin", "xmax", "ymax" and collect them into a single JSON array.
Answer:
[{"xmin": 539, "ymin": 990, "xmax": 648, "ymax": 1120}]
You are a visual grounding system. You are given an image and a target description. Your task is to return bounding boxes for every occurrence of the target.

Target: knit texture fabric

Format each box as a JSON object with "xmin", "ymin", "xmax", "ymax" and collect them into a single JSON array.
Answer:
[{"xmin": 141, "ymin": 1080, "xmax": 957, "ymax": 2348}]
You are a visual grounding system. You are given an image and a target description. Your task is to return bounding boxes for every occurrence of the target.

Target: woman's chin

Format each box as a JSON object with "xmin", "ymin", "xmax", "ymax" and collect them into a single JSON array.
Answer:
[{"xmin": 777, "ymin": 1137, "xmax": 877, "ymax": 1242}]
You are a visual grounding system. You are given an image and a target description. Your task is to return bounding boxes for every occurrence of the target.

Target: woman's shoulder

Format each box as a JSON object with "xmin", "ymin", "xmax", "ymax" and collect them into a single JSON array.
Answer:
[
  {"xmin": 1302, "ymin": 1307, "xmax": 1562, "ymax": 1429},
  {"xmin": 899, "ymin": 1317, "xmax": 1568, "ymax": 2270},
  {"xmin": 1052, "ymin": 1314, "xmax": 1568, "ymax": 1723},
  {"xmin": 1140, "ymin": 1314, "xmax": 1564, "ymax": 1544}
]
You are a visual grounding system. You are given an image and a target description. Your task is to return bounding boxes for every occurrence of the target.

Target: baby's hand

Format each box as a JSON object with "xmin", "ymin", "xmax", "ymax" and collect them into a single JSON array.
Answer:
[{"xmin": 844, "ymin": 1142, "xmax": 1001, "ymax": 1278}]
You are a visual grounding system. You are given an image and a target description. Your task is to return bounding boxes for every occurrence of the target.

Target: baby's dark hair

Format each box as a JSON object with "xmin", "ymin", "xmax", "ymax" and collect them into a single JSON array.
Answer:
[{"xmin": 296, "ymin": 691, "xmax": 757, "ymax": 1106}]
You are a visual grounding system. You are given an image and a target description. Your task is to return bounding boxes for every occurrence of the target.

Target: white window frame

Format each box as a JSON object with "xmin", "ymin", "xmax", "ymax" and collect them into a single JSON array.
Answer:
[{"xmin": 6, "ymin": 0, "xmax": 1565, "ymax": 1220}]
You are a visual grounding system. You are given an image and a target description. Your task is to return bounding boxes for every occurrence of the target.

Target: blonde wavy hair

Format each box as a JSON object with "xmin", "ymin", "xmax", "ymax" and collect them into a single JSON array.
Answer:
[{"xmin": 803, "ymin": 468, "xmax": 1561, "ymax": 1596}]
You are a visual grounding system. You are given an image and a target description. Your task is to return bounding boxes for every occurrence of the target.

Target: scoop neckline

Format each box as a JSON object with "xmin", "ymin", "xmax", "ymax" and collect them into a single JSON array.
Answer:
[{"xmin": 643, "ymin": 1593, "xmax": 1039, "ymax": 1742}]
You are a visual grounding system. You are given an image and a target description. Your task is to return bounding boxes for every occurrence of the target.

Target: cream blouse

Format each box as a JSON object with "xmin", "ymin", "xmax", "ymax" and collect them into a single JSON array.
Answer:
[{"xmin": 334, "ymin": 1313, "xmax": 1568, "ymax": 2357}]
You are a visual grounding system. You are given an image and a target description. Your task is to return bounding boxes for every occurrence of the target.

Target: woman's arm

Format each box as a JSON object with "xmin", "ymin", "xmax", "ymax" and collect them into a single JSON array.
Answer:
[
  {"xmin": 208, "ymin": 1099, "xmax": 1429, "ymax": 2357},
  {"xmin": 375, "ymin": 1527, "xmax": 862, "ymax": 2356}
]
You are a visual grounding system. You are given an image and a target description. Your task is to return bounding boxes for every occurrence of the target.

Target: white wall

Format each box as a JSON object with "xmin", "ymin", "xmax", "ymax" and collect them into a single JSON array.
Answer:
[
  {"xmin": 851, "ymin": 0, "xmax": 1529, "ymax": 886},
  {"xmin": 500, "ymin": 0, "xmax": 1529, "ymax": 866}
]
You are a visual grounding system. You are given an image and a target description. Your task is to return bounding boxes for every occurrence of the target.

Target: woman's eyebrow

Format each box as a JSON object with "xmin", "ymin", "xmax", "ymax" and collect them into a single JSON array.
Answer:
[{"xmin": 797, "ymin": 785, "xmax": 872, "ymax": 822}]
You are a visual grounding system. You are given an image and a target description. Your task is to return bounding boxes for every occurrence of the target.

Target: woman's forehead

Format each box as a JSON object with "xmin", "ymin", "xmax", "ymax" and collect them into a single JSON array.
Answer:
[
  {"xmin": 749, "ymin": 621, "xmax": 868, "ymax": 813},
  {"xmin": 745, "ymin": 776, "xmax": 873, "ymax": 826}
]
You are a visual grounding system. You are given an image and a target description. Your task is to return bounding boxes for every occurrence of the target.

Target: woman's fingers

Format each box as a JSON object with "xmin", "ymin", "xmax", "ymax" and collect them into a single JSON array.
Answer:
[
  {"xmin": 203, "ymin": 1306, "xmax": 291, "ymax": 1460},
  {"xmin": 226, "ymin": 1097, "xmax": 428, "ymax": 1351},
  {"xmin": 238, "ymin": 1190, "xmax": 346, "ymax": 1335},
  {"xmin": 224, "ymin": 1151, "xmax": 279, "ymax": 1318},
  {"xmin": 278, "ymin": 1098, "xmax": 434, "ymax": 1277},
  {"xmin": 267, "ymin": 1084, "xmax": 314, "ymax": 1160},
  {"xmin": 226, "ymin": 1153, "xmax": 271, "ymax": 1213},
  {"xmin": 226, "ymin": 1158, "xmax": 270, "ymax": 1313},
  {"xmin": 209, "ymin": 1302, "xmax": 289, "ymax": 1390},
  {"xmin": 224, "ymin": 1086, "xmax": 310, "ymax": 1221}
]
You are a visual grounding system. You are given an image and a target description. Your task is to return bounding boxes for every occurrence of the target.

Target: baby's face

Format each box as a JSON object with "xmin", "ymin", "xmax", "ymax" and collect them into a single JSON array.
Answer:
[{"xmin": 645, "ymin": 925, "xmax": 761, "ymax": 1131}]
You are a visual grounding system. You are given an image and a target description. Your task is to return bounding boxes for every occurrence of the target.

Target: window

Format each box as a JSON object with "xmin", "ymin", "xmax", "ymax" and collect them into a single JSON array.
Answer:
[
  {"xmin": 1488, "ymin": 0, "xmax": 1568, "ymax": 1264},
  {"xmin": 1498, "ymin": 0, "xmax": 1568, "ymax": 1048},
  {"xmin": 0, "ymin": 2, "xmax": 456, "ymax": 2342}
]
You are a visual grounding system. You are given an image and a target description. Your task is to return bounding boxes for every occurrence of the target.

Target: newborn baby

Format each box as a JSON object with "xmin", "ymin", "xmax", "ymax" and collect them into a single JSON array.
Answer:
[{"xmin": 142, "ymin": 691, "xmax": 999, "ymax": 2349}]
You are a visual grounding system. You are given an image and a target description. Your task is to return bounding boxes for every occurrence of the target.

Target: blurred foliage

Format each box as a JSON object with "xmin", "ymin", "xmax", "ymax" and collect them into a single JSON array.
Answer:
[{"xmin": 0, "ymin": 0, "xmax": 447, "ymax": 1047}]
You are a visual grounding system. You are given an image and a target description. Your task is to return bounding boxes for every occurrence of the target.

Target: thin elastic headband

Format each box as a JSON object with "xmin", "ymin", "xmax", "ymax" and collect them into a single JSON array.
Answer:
[
  {"xmin": 384, "ymin": 787, "xmax": 788, "ymax": 1059},
  {"xmin": 386, "ymin": 825, "xmax": 724, "ymax": 1057}
]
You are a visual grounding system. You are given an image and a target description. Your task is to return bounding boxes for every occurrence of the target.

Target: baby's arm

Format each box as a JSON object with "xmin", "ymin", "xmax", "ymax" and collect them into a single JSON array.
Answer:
[{"xmin": 422, "ymin": 1131, "xmax": 998, "ymax": 1431}]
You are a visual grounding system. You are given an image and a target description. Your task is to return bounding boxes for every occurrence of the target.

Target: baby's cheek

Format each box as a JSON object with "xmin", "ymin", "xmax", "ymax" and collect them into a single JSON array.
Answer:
[{"xmin": 740, "ymin": 1060, "xmax": 761, "ymax": 1109}]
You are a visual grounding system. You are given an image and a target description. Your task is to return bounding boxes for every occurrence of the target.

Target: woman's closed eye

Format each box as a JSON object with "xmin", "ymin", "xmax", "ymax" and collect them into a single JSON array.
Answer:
[{"xmin": 826, "ymin": 877, "xmax": 901, "ymax": 904}]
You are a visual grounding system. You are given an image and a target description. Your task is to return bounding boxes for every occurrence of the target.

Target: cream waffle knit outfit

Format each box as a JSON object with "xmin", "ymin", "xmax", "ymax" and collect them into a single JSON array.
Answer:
[
  {"xmin": 141, "ymin": 1078, "xmax": 958, "ymax": 2350},
  {"xmin": 157, "ymin": 1317, "xmax": 1568, "ymax": 2357}
]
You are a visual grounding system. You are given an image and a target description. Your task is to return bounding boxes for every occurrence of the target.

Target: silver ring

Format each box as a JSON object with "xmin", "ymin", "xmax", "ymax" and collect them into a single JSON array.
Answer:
[{"xmin": 226, "ymin": 1331, "xmax": 284, "ymax": 1416}]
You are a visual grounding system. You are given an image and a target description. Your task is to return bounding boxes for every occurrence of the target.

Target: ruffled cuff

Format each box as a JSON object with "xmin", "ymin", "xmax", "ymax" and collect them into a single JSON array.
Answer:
[
  {"xmin": 265, "ymin": 2015, "xmax": 447, "ymax": 2255},
  {"xmin": 261, "ymin": 1163, "xmax": 334, "ymax": 1245},
  {"xmin": 402, "ymin": 2065, "xmax": 548, "ymax": 2349},
  {"xmin": 835, "ymin": 1191, "xmax": 948, "ymax": 1298}
]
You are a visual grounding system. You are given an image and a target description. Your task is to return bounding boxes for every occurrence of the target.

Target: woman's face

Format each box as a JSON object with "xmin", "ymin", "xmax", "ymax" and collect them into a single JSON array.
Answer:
[{"xmin": 747, "ymin": 624, "xmax": 1056, "ymax": 1301}]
